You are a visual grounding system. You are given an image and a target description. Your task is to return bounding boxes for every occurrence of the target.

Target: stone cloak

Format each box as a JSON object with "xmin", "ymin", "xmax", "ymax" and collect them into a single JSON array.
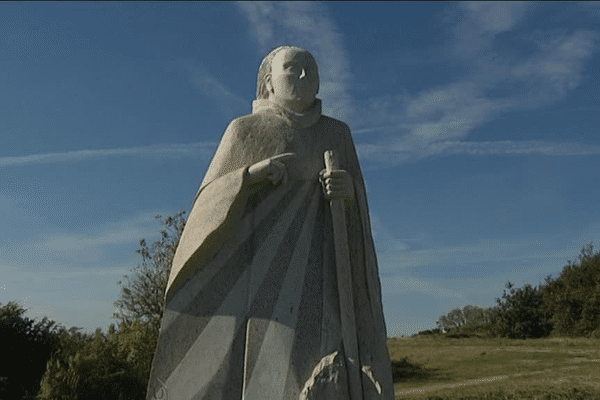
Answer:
[{"xmin": 146, "ymin": 100, "xmax": 394, "ymax": 400}]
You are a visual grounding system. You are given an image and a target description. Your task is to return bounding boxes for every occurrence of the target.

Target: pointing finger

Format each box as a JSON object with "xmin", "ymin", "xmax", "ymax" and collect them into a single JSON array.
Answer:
[{"xmin": 271, "ymin": 152, "xmax": 297, "ymax": 165}]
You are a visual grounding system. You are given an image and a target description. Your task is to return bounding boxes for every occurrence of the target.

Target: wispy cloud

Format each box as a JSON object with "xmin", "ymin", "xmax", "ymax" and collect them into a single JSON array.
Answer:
[
  {"xmin": 370, "ymin": 205, "xmax": 581, "ymax": 281},
  {"xmin": 379, "ymin": 233, "xmax": 578, "ymax": 277},
  {"xmin": 1, "ymin": 260, "xmax": 134, "ymax": 331},
  {"xmin": 357, "ymin": 140, "xmax": 600, "ymax": 165},
  {"xmin": 448, "ymin": 2, "xmax": 531, "ymax": 56},
  {"xmin": 0, "ymin": 142, "xmax": 218, "ymax": 167},
  {"xmin": 237, "ymin": 2, "xmax": 598, "ymax": 165},
  {"xmin": 0, "ymin": 210, "xmax": 186, "ymax": 330},
  {"xmin": 381, "ymin": 275, "xmax": 466, "ymax": 299},
  {"xmin": 189, "ymin": 67, "xmax": 251, "ymax": 120},
  {"xmin": 370, "ymin": 211, "xmax": 411, "ymax": 254},
  {"xmin": 461, "ymin": 2, "xmax": 529, "ymax": 34},
  {"xmin": 435, "ymin": 141, "xmax": 600, "ymax": 156},
  {"xmin": 236, "ymin": 1, "xmax": 353, "ymax": 121},
  {"xmin": 356, "ymin": 3, "xmax": 599, "ymax": 165},
  {"xmin": 1, "ymin": 211, "xmax": 171, "ymax": 268}
]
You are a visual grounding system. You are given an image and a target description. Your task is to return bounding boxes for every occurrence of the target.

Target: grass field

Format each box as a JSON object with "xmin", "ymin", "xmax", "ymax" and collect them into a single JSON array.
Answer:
[{"xmin": 388, "ymin": 335, "xmax": 600, "ymax": 399}]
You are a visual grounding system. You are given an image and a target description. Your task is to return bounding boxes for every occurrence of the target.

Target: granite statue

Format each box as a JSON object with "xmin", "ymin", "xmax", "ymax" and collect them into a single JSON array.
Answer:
[{"xmin": 146, "ymin": 45, "xmax": 394, "ymax": 400}]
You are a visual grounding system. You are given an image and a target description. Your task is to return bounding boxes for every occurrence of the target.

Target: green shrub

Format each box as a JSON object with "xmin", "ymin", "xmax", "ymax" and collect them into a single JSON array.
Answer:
[
  {"xmin": 0, "ymin": 301, "xmax": 63, "ymax": 398},
  {"xmin": 492, "ymin": 281, "xmax": 552, "ymax": 339},
  {"xmin": 543, "ymin": 243, "xmax": 600, "ymax": 337},
  {"xmin": 38, "ymin": 320, "xmax": 156, "ymax": 400},
  {"xmin": 436, "ymin": 305, "xmax": 495, "ymax": 336}
]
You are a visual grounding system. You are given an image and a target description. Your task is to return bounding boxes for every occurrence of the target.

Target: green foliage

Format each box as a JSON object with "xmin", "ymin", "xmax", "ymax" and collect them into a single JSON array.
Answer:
[
  {"xmin": 113, "ymin": 211, "xmax": 186, "ymax": 332},
  {"xmin": 38, "ymin": 321, "xmax": 155, "ymax": 400},
  {"xmin": 38, "ymin": 211, "xmax": 187, "ymax": 399},
  {"xmin": 37, "ymin": 328, "xmax": 94, "ymax": 399},
  {"xmin": 435, "ymin": 244, "xmax": 600, "ymax": 340},
  {"xmin": 492, "ymin": 281, "xmax": 552, "ymax": 339},
  {"xmin": 0, "ymin": 301, "xmax": 62, "ymax": 399},
  {"xmin": 391, "ymin": 356, "xmax": 436, "ymax": 382},
  {"xmin": 543, "ymin": 243, "xmax": 600, "ymax": 337},
  {"xmin": 436, "ymin": 305, "xmax": 495, "ymax": 335}
]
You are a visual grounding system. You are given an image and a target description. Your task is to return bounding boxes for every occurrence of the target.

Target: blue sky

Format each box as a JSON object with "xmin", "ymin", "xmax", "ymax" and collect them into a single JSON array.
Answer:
[{"xmin": 1, "ymin": 2, "xmax": 600, "ymax": 337}]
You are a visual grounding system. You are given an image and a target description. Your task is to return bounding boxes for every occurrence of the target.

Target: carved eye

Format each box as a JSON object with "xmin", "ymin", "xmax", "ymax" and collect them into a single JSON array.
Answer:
[{"xmin": 283, "ymin": 63, "xmax": 299, "ymax": 73}]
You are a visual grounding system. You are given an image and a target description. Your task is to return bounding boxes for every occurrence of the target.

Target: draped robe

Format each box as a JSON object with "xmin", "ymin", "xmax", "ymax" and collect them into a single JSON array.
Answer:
[{"xmin": 146, "ymin": 99, "xmax": 394, "ymax": 400}]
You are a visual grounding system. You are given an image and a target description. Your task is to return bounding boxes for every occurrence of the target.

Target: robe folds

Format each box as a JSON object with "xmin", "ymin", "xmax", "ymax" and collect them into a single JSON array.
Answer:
[{"xmin": 146, "ymin": 99, "xmax": 394, "ymax": 400}]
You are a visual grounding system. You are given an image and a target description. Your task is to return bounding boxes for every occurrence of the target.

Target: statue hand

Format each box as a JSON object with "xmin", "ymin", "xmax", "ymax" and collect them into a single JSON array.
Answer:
[
  {"xmin": 319, "ymin": 169, "xmax": 354, "ymax": 200},
  {"xmin": 248, "ymin": 153, "xmax": 296, "ymax": 186}
]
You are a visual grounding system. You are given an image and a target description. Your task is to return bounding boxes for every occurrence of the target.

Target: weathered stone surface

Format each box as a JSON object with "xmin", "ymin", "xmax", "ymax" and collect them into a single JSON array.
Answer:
[
  {"xmin": 298, "ymin": 351, "xmax": 386, "ymax": 399},
  {"xmin": 299, "ymin": 351, "xmax": 350, "ymax": 400},
  {"xmin": 146, "ymin": 46, "xmax": 393, "ymax": 400}
]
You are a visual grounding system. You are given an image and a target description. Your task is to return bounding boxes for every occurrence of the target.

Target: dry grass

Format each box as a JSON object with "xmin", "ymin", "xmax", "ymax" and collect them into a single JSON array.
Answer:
[{"xmin": 388, "ymin": 336, "xmax": 600, "ymax": 399}]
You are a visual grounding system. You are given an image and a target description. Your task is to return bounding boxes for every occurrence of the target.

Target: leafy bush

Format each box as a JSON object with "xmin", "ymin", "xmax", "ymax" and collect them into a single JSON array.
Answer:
[
  {"xmin": 0, "ymin": 301, "xmax": 63, "ymax": 399},
  {"xmin": 436, "ymin": 305, "xmax": 495, "ymax": 336},
  {"xmin": 434, "ymin": 244, "xmax": 600, "ymax": 339},
  {"xmin": 543, "ymin": 243, "xmax": 600, "ymax": 337},
  {"xmin": 391, "ymin": 357, "xmax": 435, "ymax": 382},
  {"xmin": 114, "ymin": 211, "xmax": 186, "ymax": 332},
  {"xmin": 38, "ymin": 211, "xmax": 186, "ymax": 399},
  {"xmin": 38, "ymin": 320, "xmax": 155, "ymax": 400},
  {"xmin": 416, "ymin": 328, "xmax": 442, "ymax": 336},
  {"xmin": 492, "ymin": 281, "xmax": 552, "ymax": 339}
]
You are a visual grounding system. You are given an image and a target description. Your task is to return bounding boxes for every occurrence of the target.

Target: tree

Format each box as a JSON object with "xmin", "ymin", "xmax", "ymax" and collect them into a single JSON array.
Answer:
[
  {"xmin": 493, "ymin": 281, "xmax": 552, "ymax": 339},
  {"xmin": 37, "ymin": 325, "xmax": 92, "ymax": 399},
  {"xmin": 113, "ymin": 211, "xmax": 186, "ymax": 332},
  {"xmin": 543, "ymin": 243, "xmax": 600, "ymax": 337},
  {"xmin": 436, "ymin": 305, "xmax": 494, "ymax": 334},
  {"xmin": 38, "ymin": 211, "xmax": 188, "ymax": 399},
  {"xmin": 38, "ymin": 321, "xmax": 151, "ymax": 400},
  {"xmin": 0, "ymin": 301, "xmax": 62, "ymax": 399},
  {"xmin": 437, "ymin": 308, "xmax": 466, "ymax": 331}
]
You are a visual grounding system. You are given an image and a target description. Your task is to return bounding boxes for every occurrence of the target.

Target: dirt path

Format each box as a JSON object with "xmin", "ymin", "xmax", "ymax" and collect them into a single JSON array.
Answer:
[
  {"xmin": 393, "ymin": 344, "xmax": 600, "ymax": 397},
  {"xmin": 394, "ymin": 367, "xmax": 575, "ymax": 396}
]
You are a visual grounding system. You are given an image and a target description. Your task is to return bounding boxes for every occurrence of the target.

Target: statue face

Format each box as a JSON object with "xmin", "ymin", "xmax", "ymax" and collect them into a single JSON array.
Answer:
[{"xmin": 266, "ymin": 48, "xmax": 319, "ymax": 112}]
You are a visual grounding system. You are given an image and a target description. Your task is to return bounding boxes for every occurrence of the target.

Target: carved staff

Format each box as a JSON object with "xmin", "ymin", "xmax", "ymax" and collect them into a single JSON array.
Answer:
[{"xmin": 324, "ymin": 150, "xmax": 363, "ymax": 400}]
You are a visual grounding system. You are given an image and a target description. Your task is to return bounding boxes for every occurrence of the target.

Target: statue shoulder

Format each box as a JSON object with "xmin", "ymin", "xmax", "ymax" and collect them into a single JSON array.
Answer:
[
  {"xmin": 319, "ymin": 115, "xmax": 352, "ymax": 134},
  {"xmin": 225, "ymin": 113, "xmax": 256, "ymax": 132},
  {"xmin": 224, "ymin": 113, "xmax": 281, "ymax": 139}
]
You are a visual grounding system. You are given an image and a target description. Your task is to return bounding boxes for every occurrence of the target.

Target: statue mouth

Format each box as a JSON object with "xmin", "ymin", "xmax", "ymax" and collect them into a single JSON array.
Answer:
[{"xmin": 291, "ymin": 86, "xmax": 314, "ymax": 99}]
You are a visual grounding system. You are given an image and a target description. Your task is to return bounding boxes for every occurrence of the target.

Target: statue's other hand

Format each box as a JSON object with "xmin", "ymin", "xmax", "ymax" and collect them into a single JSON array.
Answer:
[
  {"xmin": 248, "ymin": 153, "xmax": 297, "ymax": 186},
  {"xmin": 319, "ymin": 169, "xmax": 354, "ymax": 200}
]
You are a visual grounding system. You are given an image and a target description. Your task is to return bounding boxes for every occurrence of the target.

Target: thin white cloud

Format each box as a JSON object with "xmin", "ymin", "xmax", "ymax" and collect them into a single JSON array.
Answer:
[
  {"xmin": 356, "ymin": 140, "xmax": 600, "ymax": 165},
  {"xmin": 438, "ymin": 140, "xmax": 600, "ymax": 156},
  {"xmin": 1, "ymin": 211, "xmax": 185, "ymax": 331},
  {"xmin": 224, "ymin": 2, "xmax": 599, "ymax": 167},
  {"xmin": 1, "ymin": 260, "xmax": 133, "ymax": 331},
  {"xmin": 381, "ymin": 275, "xmax": 465, "ymax": 299},
  {"xmin": 38, "ymin": 221, "xmax": 150, "ymax": 254},
  {"xmin": 371, "ymin": 202, "xmax": 581, "ymax": 278},
  {"xmin": 0, "ymin": 142, "xmax": 218, "ymax": 167},
  {"xmin": 236, "ymin": 1, "xmax": 353, "ymax": 122},
  {"xmin": 355, "ymin": 3, "xmax": 599, "ymax": 166},
  {"xmin": 1, "ymin": 211, "xmax": 171, "ymax": 268},
  {"xmin": 460, "ymin": 2, "xmax": 529, "ymax": 34},
  {"xmin": 510, "ymin": 29, "xmax": 598, "ymax": 103},
  {"xmin": 235, "ymin": 2, "xmax": 276, "ymax": 54},
  {"xmin": 381, "ymin": 235, "xmax": 578, "ymax": 273},
  {"xmin": 369, "ymin": 211, "xmax": 411, "ymax": 255},
  {"xmin": 189, "ymin": 67, "xmax": 251, "ymax": 120},
  {"xmin": 448, "ymin": 2, "xmax": 531, "ymax": 58}
]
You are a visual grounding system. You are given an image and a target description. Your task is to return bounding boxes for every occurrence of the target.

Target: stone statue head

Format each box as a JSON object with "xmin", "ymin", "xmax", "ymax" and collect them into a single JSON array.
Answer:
[{"xmin": 256, "ymin": 46, "xmax": 320, "ymax": 112}]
